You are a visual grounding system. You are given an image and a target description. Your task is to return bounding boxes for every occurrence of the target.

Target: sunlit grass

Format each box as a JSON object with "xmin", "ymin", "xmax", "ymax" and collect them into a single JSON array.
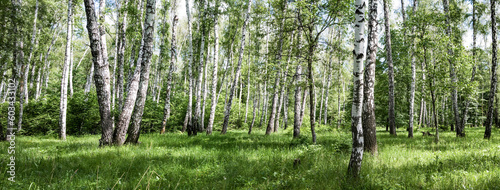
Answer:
[{"xmin": 0, "ymin": 126, "xmax": 499, "ymax": 189}]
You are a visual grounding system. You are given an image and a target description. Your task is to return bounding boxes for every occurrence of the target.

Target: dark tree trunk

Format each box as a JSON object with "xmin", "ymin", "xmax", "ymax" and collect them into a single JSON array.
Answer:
[
  {"xmin": 84, "ymin": 0, "xmax": 114, "ymax": 146},
  {"xmin": 384, "ymin": 0, "xmax": 396, "ymax": 136},
  {"xmin": 362, "ymin": 0, "xmax": 378, "ymax": 153},
  {"xmin": 485, "ymin": 0, "xmax": 497, "ymax": 139}
]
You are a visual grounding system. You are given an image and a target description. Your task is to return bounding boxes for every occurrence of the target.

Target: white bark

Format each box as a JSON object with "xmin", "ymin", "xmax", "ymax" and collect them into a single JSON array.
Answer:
[
  {"xmin": 347, "ymin": 0, "xmax": 366, "ymax": 178},
  {"xmin": 59, "ymin": 0, "xmax": 72, "ymax": 140}
]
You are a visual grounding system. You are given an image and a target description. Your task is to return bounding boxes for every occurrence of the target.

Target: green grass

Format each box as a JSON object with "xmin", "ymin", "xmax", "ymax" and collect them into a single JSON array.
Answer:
[{"xmin": 1, "ymin": 126, "xmax": 499, "ymax": 189}]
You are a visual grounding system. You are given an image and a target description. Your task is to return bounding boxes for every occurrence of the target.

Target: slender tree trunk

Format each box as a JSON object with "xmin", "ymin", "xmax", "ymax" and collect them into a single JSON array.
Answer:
[
  {"xmin": 249, "ymin": 83, "xmax": 259, "ymax": 134},
  {"xmin": 207, "ymin": 9, "xmax": 219, "ymax": 135},
  {"xmin": 324, "ymin": 64, "xmax": 332, "ymax": 125},
  {"xmin": 293, "ymin": 70, "xmax": 303, "ymax": 138},
  {"xmin": 319, "ymin": 70, "xmax": 326, "ymax": 124},
  {"xmin": 184, "ymin": 0, "xmax": 196, "ymax": 136},
  {"xmin": 442, "ymin": 0, "xmax": 460, "ymax": 138},
  {"xmin": 116, "ymin": 0, "xmax": 129, "ymax": 111},
  {"xmin": 299, "ymin": 88, "xmax": 307, "ymax": 127},
  {"xmin": 84, "ymin": 0, "xmax": 114, "ymax": 146},
  {"xmin": 161, "ymin": 0, "xmax": 178, "ymax": 134},
  {"xmin": 384, "ymin": 0, "xmax": 395, "ymax": 135},
  {"xmin": 221, "ymin": 0, "xmax": 252, "ymax": 134},
  {"xmin": 202, "ymin": 35, "xmax": 210, "ymax": 131},
  {"xmin": 24, "ymin": 0, "xmax": 38, "ymax": 105},
  {"xmin": 425, "ymin": 47, "xmax": 439, "ymax": 142},
  {"xmin": 59, "ymin": 0, "xmax": 73, "ymax": 140},
  {"xmin": 244, "ymin": 59, "xmax": 251, "ymax": 123},
  {"xmin": 125, "ymin": 0, "xmax": 157, "ymax": 144},
  {"xmin": 193, "ymin": 0, "xmax": 207, "ymax": 133},
  {"xmin": 408, "ymin": 0, "xmax": 419, "ymax": 138},
  {"xmin": 277, "ymin": 29, "xmax": 294, "ymax": 130},
  {"xmin": 267, "ymin": 1, "xmax": 287, "ymax": 134},
  {"xmin": 347, "ymin": 0, "xmax": 367, "ymax": 178},
  {"xmin": 485, "ymin": 0, "xmax": 497, "ymax": 139},
  {"xmin": 84, "ymin": 63, "xmax": 94, "ymax": 94},
  {"xmin": 69, "ymin": 39, "xmax": 74, "ymax": 97},
  {"xmin": 38, "ymin": 27, "xmax": 60, "ymax": 99}
]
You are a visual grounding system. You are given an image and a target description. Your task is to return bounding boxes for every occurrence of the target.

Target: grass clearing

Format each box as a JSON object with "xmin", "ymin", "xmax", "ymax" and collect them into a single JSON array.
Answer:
[{"xmin": 1, "ymin": 127, "xmax": 499, "ymax": 189}]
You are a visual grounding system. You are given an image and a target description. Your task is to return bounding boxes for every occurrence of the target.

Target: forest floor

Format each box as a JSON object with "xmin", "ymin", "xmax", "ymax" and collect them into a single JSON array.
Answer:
[{"xmin": 0, "ymin": 126, "xmax": 499, "ymax": 189}]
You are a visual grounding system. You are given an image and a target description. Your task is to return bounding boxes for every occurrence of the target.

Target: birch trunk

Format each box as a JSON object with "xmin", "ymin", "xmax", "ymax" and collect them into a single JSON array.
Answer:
[
  {"xmin": 207, "ymin": 9, "xmax": 219, "ymax": 134},
  {"xmin": 267, "ymin": 1, "xmax": 287, "ymax": 134},
  {"xmin": 116, "ymin": 0, "xmax": 128, "ymax": 111},
  {"xmin": 84, "ymin": 0, "xmax": 114, "ymax": 146},
  {"xmin": 24, "ymin": 0, "xmax": 38, "ymax": 104},
  {"xmin": 485, "ymin": 0, "xmax": 497, "ymax": 139},
  {"xmin": 384, "ymin": 0, "xmax": 395, "ymax": 135},
  {"xmin": 324, "ymin": 65, "xmax": 332, "ymax": 125},
  {"xmin": 221, "ymin": 0, "xmax": 252, "ymax": 134},
  {"xmin": 318, "ymin": 70, "xmax": 326, "ymax": 124},
  {"xmin": 39, "ymin": 27, "xmax": 60, "ymax": 99},
  {"xmin": 194, "ymin": 0, "xmax": 207, "ymax": 133},
  {"xmin": 293, "ymin": 27, "xmax": 303, "ymax": 138},
  {"xmin": 276, "ymin": 29, "xmax": 294, "ymax": 130},
  {"xmin": 442, "ymin": 0, "xmax": 460, "ymax": 138},
  {"xmin": 59, "ymin": 0, "xmax": 73, "ymax": 140},
  {"xmin": 125, "ymin": 0, "xmax": 156, "ymax": 144},
  {"xmin": 408, "ymin": 0, "xmax": 418, "ymax": 138},
  {"xmin": 161, "ymin": 0, "xmax": 178, "ymax": 134},
  {"xmin": 347, "ymin": 0, "xmax": 367, "ymax": 178},
  {"xmin": 201, "ymin": 35, "xmax": 210, "ymax": 130},
  {"xmin": 362, "ymin": 0, "xmax": 378, "ymax": 153},
  {"xmin": 185, "ymin": 0, "xmax": 195, "ymax": 136}
]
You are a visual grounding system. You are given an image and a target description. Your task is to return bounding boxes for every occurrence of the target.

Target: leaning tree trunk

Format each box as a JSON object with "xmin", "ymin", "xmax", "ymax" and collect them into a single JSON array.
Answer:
[
  {"xmin": 184, "ymin": 0, "xmax": 195, "ymax": 136},
  {"xmin": 384, "ymin": 0, "xmax": 395, "ymax": 135},
  {"xmin": 207, "ymin": 10, "xmax": 219, "ymax": 135},
  {"xmin": 362, "ymin": 0, "xmax": 378, "ymax": 153},
  {"xmin": 18, "ymin": 0, "xmax": 39, "ymax": 131},
  {"xmin": 161, "ymin": 0, "xmax": 178, "ymax": 134},
  {"xmin": 221, "ymin": 0, "xmax": 252, "ymax": 134},
  {"xmin": 126, "ymin": 0, "xmax": 157, "ymax": 144},
  {"xmin": 485, "ymin": 0, "xmax": 497, "ymax": 139},
  {"xmin": 84, "ymin": 0, "xmax": 114, "ymax": 146},
  {"xmin": 347, "ymin": 0, "xmax": 367, "ymax": 178},
  {"xmin": 59, "ymin": 0, "xmax": 73, "ymax": 141}
]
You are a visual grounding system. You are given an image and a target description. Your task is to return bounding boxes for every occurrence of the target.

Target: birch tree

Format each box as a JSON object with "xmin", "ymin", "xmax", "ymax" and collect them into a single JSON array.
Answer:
[
  {"xmin": 484, "ymin": 0, "xmax": 497, "ymax": 139},
  {"xmin": 347, "ymin": 0, "xmax": 367, "ymax": 178},
  {"xmin": 59, "ymin": 0, "xmax": 73, "ymax": 141},
  {"xmin": 161, "ymin": 0, "xmax": 178, "ymax": 134},
  {"xmin": 221, "ymin": 0, "xmax": 252, "ymax": 134},
  {"xmin": 362, "ymin": 0, "xmax": 378, "ymax": 154},
  {"xmin": 83, "ymin": 0, "xmax": 114, "ymax": 146},
  {"xmin": 207, "ymin": 2, "xmax": 219, "ymax": 135},
  {"xmin": 384, "ymin": 0, "xmax": 395, "ymax": 136},
  {"xmin": 126, "ymin": 0, "xmax": 157, "ymax": 144}
]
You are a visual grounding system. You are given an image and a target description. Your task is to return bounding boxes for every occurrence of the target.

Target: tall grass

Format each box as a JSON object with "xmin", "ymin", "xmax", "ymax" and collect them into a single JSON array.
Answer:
[{"xmin": 0, "ymin": 127, "xmax": 499, "ymax": 189}]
